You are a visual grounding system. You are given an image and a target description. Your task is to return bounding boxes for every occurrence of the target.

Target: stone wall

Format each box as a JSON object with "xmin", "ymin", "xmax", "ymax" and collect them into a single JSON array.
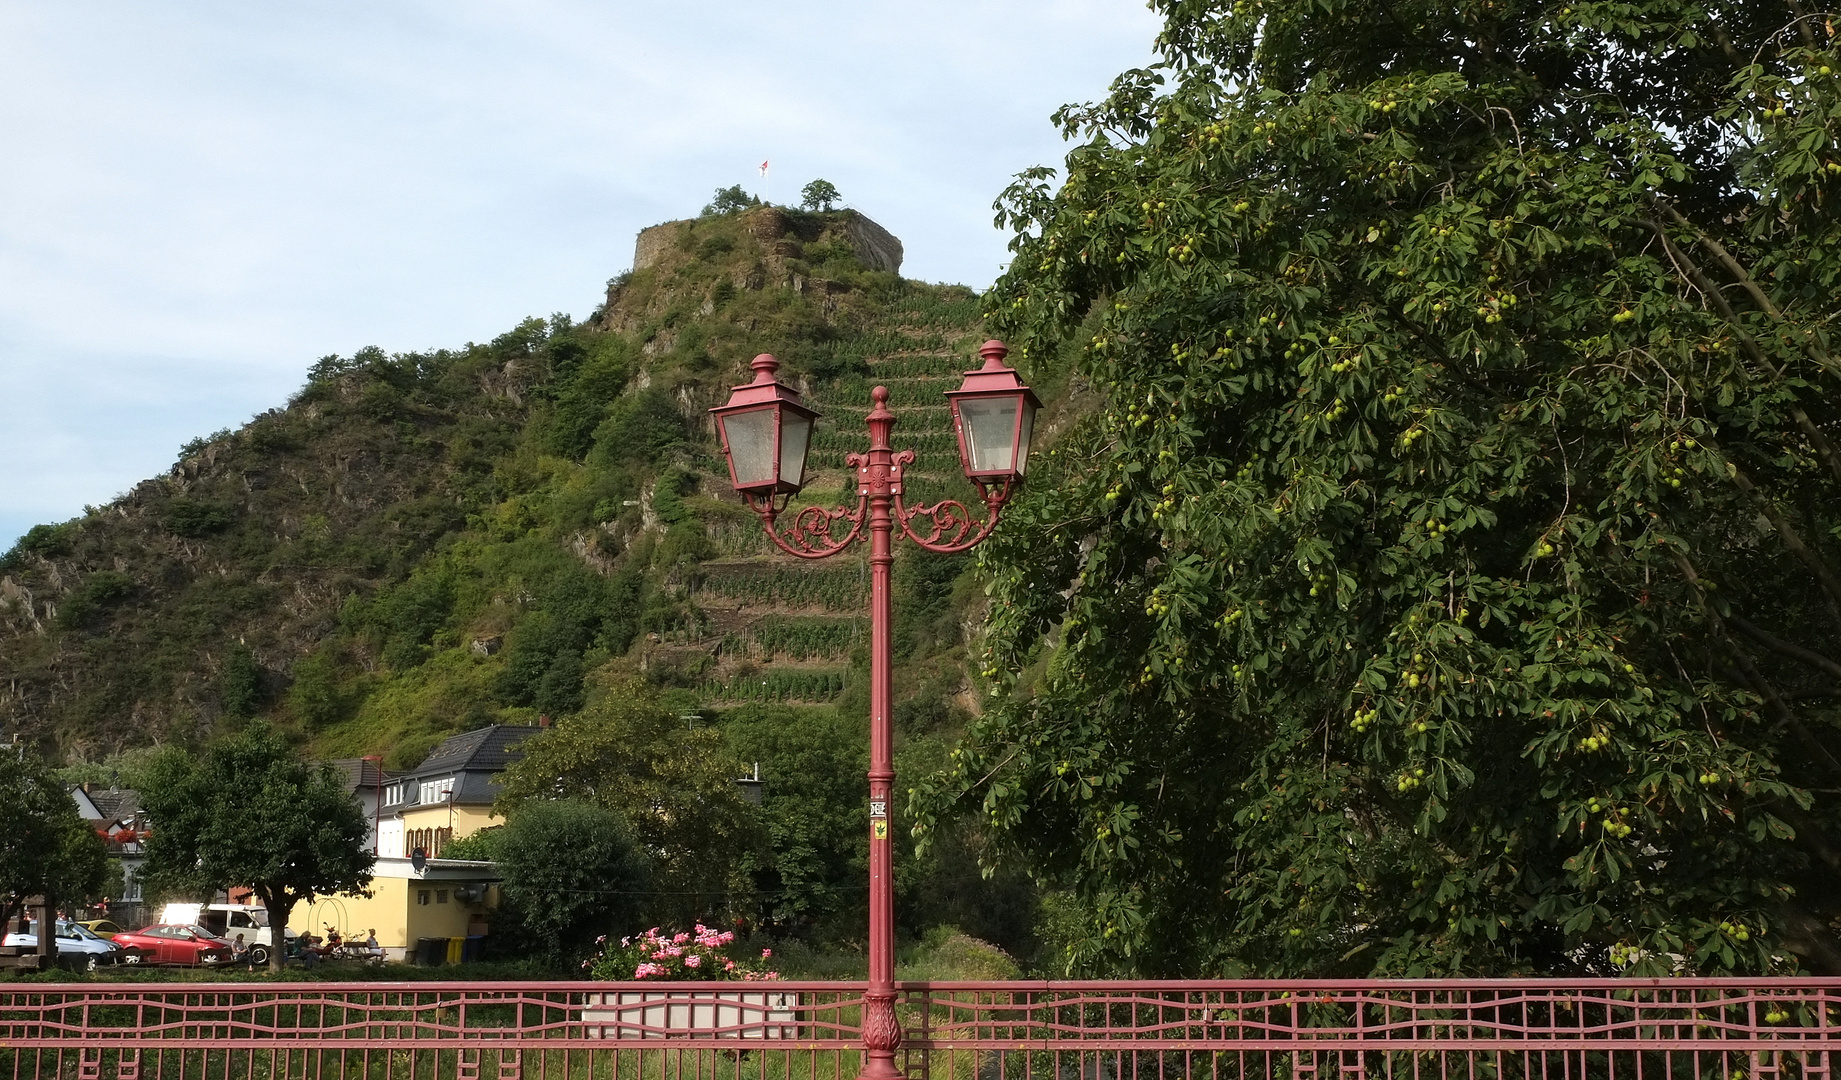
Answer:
[{"xmin": 629, "ymin": 208, "xmax": 903, "ymax": 275}]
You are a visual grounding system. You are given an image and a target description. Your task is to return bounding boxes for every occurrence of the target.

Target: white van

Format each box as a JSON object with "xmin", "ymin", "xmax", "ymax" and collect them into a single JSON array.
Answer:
[{"xmin": 160, "ymin": 903, "xmax": 296, "ymax": 965}]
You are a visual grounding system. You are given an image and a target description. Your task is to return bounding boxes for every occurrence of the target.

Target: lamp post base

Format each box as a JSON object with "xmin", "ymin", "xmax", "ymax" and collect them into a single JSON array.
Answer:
[{"xmin": 857, "ymin": 992, "xmax": 904, "ymax": 1080}]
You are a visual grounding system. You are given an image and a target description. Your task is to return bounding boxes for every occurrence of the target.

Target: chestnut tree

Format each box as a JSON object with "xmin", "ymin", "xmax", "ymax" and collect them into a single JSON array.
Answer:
[{"xmin": 917, "ymin": 0, "xmax": 1841, "ymax": 976}]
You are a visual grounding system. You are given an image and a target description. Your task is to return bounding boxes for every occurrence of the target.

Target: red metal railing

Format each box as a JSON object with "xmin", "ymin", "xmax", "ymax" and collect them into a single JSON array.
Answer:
[{"xmin": 0, "ymin": 979, "xmax": 1834, "ymax": 1080}]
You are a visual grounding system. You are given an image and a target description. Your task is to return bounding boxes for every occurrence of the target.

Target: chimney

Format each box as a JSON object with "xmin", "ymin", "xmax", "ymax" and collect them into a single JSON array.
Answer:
[{"xmin": 538, "ymin": 714, "xmax": 552, "ymax": 729}]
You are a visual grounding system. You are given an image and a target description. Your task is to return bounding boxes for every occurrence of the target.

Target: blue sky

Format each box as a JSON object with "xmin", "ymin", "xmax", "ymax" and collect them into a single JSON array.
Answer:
[{"xmin": 0, "ymin": 0, "xmax": 1162, "ymax": 550}]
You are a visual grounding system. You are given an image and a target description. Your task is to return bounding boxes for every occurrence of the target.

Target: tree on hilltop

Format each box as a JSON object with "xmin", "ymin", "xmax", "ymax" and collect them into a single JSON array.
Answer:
[
  {"xmin": 801, "ymin": 179, "xmax": 842, "ymax": 212},
  {"xmin": 918, "ymin": 0, "xmax": 1841, "ymax": 976},
  {"xmin": 703, "ymin": 185, "xmax": 762, "ymax": 216}
]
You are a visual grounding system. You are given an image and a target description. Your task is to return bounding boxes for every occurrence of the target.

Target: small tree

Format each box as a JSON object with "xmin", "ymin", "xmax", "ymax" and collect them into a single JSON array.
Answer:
[
  {"xmin": 496, "ymin": 681, "xmax": 761, "ymax": 926},
  {"xmin": 490, "ymin": 800, "xmax": 650, "ymax": 961},
  {"xmin": 0, "ymin": 752, "xmax": 109, "ymax": 933},
  {"xmin": 702, "ymin": 185, "xmax": 761, "ymax": 216},
  {"xmin": 800, "ymin": 180, "xmax": 841, "ymax": 212},
  {"xmin": 141, "ymin": 724, "xmax": 373, "ymax": 971}
]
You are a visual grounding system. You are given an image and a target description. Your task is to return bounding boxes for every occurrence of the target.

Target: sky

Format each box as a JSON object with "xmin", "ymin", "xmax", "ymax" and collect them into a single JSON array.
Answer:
[{"xmin": 0, "ymin": 0, "xmax": 1163, "ymax": 551}]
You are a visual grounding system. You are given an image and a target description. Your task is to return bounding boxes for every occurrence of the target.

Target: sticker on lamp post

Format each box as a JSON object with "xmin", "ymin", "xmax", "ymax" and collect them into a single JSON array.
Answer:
[{"xmin": 872, "ymin": 821, "xmax": 889, "ymax": 840}]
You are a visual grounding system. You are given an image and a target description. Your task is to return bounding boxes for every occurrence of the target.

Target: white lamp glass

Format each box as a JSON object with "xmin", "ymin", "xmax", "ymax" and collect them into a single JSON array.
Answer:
[
  {"xmin": 1015, "ymin": 400, "xmax": 1035, "ymax": 476},
  {"xmin": 779, "ymin": 410, "xmax": 813, "ymax": 490},
  {"xmin": 958, "ymin": 397, "xmax": 1021, "ymax": 473},
  {"xmin": 721, "ymin": 408, "xmax": 778, "ymax": 487}
]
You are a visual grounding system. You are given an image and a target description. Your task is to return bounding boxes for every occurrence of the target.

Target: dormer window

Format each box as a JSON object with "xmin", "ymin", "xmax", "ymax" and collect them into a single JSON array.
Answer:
[{"xmin": 419, "ymin": 777, "xmax": 455, "ymax": 804}]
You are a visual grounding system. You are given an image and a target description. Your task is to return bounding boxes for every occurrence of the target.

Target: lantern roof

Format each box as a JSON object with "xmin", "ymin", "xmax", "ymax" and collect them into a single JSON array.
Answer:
[
  {"xmin": 944, "ymin": 340, "xmax": 1042, "ymax": 409},
  {"xmin": 711, "ymin": 354, "xmax": 819, "ymax": 417}
]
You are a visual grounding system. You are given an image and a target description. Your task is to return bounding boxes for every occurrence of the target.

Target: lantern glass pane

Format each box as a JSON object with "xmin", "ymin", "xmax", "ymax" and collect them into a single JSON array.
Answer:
[
  {"xmin": 721, "ymin": 407, "xmax": 778, "ymax": 487},
  {"xmin": 779, "ymin": 410, "xmax": 813, "ymax": 491},
  {"xmin": 1015, "ymin": 400, "xmax": 1036, "ymax": 476},
  {"xmin": 959, "ymin": 396, "xmax": 1020, "ymax": 473}
]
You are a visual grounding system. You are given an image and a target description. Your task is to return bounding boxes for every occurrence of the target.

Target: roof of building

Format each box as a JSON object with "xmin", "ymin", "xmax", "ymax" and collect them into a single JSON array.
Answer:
[
  {"xmin": 409, "ymin": 725, "xmax": 541, "ymax": 778},
  {"xmin": 88, "ymin": 787, "xmax": 142, "ymax": 824},
  {"xmin": 325, "ymin": 758, "xmax": 395, "ymax": 792}
]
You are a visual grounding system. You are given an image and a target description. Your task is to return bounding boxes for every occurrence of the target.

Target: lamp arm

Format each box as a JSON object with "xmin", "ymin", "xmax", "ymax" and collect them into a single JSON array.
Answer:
[
  {"xmin": 893, "ymin": 477, "xmax": 1013, "ymax": 554},
  {"xmin": 744, "ymin": 491, "xmax": 868, "ymax": 559}
]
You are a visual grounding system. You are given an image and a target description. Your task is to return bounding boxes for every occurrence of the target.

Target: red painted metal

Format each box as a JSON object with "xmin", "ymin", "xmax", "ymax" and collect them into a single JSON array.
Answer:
[
  {"xmin": 713, "ymin": 342, "xmax": 1033, "ymax": 1080},
  {"xmin": 0, "ymin": 979, "xmax": 1836, "ymax": 1080}
]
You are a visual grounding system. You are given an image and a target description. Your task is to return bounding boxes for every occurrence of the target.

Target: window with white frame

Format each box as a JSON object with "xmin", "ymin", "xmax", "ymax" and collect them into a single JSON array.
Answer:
[{"xmin": 419, "ymin": 777, "xmax": 455, "ymax": 804}]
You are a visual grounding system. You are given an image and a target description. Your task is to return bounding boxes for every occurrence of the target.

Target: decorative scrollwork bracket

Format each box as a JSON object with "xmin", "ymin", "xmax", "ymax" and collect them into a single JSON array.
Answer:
[{"xmin": 743, "ymin": 489, "xmax": 867, "ymax": 560}]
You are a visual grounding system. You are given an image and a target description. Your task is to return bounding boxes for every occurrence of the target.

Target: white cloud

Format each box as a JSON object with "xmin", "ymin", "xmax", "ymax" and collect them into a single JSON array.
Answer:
[{"xmin": 0, "ymin": 0, "xmax": 1161, "ymax": 546}]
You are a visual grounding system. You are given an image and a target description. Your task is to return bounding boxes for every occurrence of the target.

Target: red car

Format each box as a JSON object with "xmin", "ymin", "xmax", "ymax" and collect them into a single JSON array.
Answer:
[{"xmin": 112, "ymin": 924, "xmax": 234, "ymax": 966}]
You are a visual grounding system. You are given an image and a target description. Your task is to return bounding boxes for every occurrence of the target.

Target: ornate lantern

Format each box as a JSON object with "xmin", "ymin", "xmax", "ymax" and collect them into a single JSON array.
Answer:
[
  {"xmin": 944, "ymin": 340, "xmax": 1040, "ymax": 482},
  {"xmin": 710, "ymin": 354, "xmax": 819, "ymax": 495}
]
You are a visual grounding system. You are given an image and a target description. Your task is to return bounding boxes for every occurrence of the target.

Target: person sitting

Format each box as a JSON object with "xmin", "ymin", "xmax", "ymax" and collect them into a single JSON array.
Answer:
[
  {"xmin": 230, "ymin": 933, "xmax": 250, "ymax": 968},
  {"xmin": 317, "ymin": 925, "xmax": 342, "ymax": 957},
  {"xmin": 362, "ymin": 929, "xmax": 381, "ymax": 959}
]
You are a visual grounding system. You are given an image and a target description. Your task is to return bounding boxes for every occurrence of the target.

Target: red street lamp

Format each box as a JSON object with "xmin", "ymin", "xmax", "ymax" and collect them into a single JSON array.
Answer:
[{"xmin": 712, "ymin": 340, "xmax": 1035, "ymax": 1080}]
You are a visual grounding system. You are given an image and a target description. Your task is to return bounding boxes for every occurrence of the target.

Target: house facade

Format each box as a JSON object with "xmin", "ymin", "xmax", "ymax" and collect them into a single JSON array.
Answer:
[
  {"xmin": 292, "ymin": 725, "xmax": 540, "ymax": 960},
  {"xmin": 376, "ymin": 725, "xmax": 539, "ymax": 860},
  {"xmin": 68, "ymin": 784, "xmax": 150, "ymax": 927}
]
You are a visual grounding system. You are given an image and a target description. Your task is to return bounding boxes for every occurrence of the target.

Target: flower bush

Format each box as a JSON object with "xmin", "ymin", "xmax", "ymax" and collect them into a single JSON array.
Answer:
[{"xmin": 585, "ymin": 924, "xmax": 780, "ymax": 981}]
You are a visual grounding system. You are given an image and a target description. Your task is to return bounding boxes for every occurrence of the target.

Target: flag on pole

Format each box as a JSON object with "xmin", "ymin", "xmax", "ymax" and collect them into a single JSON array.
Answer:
[{"xmin": 759, "ymin": 160, "xmax": 770, "ymax": 178}]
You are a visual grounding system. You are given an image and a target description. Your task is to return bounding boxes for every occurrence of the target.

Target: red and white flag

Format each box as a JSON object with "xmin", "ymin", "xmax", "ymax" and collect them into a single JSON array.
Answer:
[{"xmin": 759, "ymin": 160, "xmax": 770, "ymax": 177}]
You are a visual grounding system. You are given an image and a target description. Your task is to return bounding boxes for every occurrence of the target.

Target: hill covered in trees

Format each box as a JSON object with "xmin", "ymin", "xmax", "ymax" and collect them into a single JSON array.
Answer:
[{"xmin": 0, "ymin": 200, "xmax": 1052, "ymax": 948}]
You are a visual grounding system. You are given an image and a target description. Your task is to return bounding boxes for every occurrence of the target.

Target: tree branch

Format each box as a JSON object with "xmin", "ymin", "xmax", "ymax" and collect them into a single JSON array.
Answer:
[
  {"xmin": 1642, "ymin": 213, "xmax": 1841, "ymax": 488},
  {"xmin": 1729, "ymin": 615, "xmax": 1841, "ymax": 680},
  {"xmin": 1724, "ymin": 462, "xmax": 1841, "ymax": 622},
  {"xmin": 1673, "ymin": 551, "xmax": 1841, "ymax": 784}
]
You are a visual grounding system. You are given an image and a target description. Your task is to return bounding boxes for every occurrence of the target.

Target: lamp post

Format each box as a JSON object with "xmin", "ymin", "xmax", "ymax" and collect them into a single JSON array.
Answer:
[{"xmin": 712, "ymin": 340, "xmax": 1037, "ymax": 1080}]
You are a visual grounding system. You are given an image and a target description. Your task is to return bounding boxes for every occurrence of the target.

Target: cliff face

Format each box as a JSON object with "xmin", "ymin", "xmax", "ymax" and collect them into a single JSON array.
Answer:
[{"xmin": 0, "ymin": 204, "xmax": 986, "ymax": 768}]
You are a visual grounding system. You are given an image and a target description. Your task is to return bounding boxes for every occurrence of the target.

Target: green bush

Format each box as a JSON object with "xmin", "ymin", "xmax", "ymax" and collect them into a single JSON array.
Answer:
[{"xmin": 161, "ymin": 499, "xmax": 236, "ymax": 538}]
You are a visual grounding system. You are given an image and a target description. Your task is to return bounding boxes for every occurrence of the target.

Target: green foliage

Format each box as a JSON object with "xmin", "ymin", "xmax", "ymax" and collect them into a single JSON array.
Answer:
[
  {"xmin": 702, "ymin": 186, "xmax": 762, "ymax": 216},
  {"xmin": 492, "ymin": 564, "xmax": 642, "ymax": 709},
  {"xmin": 55, "ymin": 571, "xmax": 134, "ymax": 632},
  {"xmin": 140, "ymin": 723, "xmax": 373, "ymax": 971},
  {"xmin": 723, "ymin": 705, "xmax": 864, "ymax": 925},
  {"xmin": 1, "ymin": 523, "xmax": 73, "ymax": 571},
  {"xmin": 289, "ymin": 649, "xmax": 350, "ymax": 729},
  {"xmin": 697, "ymin": 566, "xmax": 869, "ymax": 612},
  {"xmin": 219, "ymin": 645, "xmax": 263, "ymax": 719},
  {"xmin": 496, "ymin": 681, "xmax": 763, "ymax": 925},
  {"xmin": 744, "ymin": 616, "xmax": 862, "ymax": 660},
  {"xmin": 701, "ymin": 670, "xmax": 848, "ymax": 704},
  {"xmin": 591, "ymin": 388, "xmax": 686, "ymax": 467},
  {"xmin": 489, "ymin": 800, "xmax": 651, "ymax": 961},
  {"xmin": 924, "ymin": 0, "xmax": 1841, "ymax": 977},
  {"xmin": 161, "ymin": 499, "xmax": 235, "ymax": 538},
  {"xmin": 544, "ymin": 339, "xmax": 633, "ymax": 460},
  {"xmin": 801, "ymin": 180, "xmax": 842, "ymax": 213},
  {"xmin": 0, "ymin": 751, "xmax": 110, "ymax": 931}
]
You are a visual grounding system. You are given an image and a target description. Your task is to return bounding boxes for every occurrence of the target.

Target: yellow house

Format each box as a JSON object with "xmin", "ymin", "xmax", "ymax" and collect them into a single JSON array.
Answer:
[
  {"xmin": 296, "ymin": 725, "xmax": 541, "ymax": 961},
  {"xmin": 292, "ymin": 857, "xmax": 501, "ymax": 962}
]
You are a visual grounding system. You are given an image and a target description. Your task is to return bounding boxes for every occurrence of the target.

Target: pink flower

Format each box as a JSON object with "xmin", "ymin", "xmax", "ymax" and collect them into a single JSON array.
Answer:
[
  {"xmin": 725, "ymin": 960, "xmax": 736, "ymax": 971},
  {"xmin": 634, "ymin": 962, "xmax": 664, "ymax": 979},
  {"xmin": 673, "ymin": 932, "xmax": 691, "ymax": 944},
  {"xmin": 684, "ymin": 955, "xmax": 702, "ymax": 968},
  {"xmin": 760, "ymin": 948, "xmax": 772, "ymax": 959}
]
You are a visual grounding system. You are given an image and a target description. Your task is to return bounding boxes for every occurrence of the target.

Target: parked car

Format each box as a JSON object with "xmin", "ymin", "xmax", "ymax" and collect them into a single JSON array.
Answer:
[
  {"xmin": 3, "ymin": 920, "xmax": 142, "ymax": 970},
  {"xmin": 111, "ymin": 924, "xmax": 233, "ymax": 966},
  {"xmin": 160, "ymin": 904, "xmax": 295, "ymax": 966},
  {"xmin": 76, "ymin": 919, "xmax": 130, "ymax": 940}
]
